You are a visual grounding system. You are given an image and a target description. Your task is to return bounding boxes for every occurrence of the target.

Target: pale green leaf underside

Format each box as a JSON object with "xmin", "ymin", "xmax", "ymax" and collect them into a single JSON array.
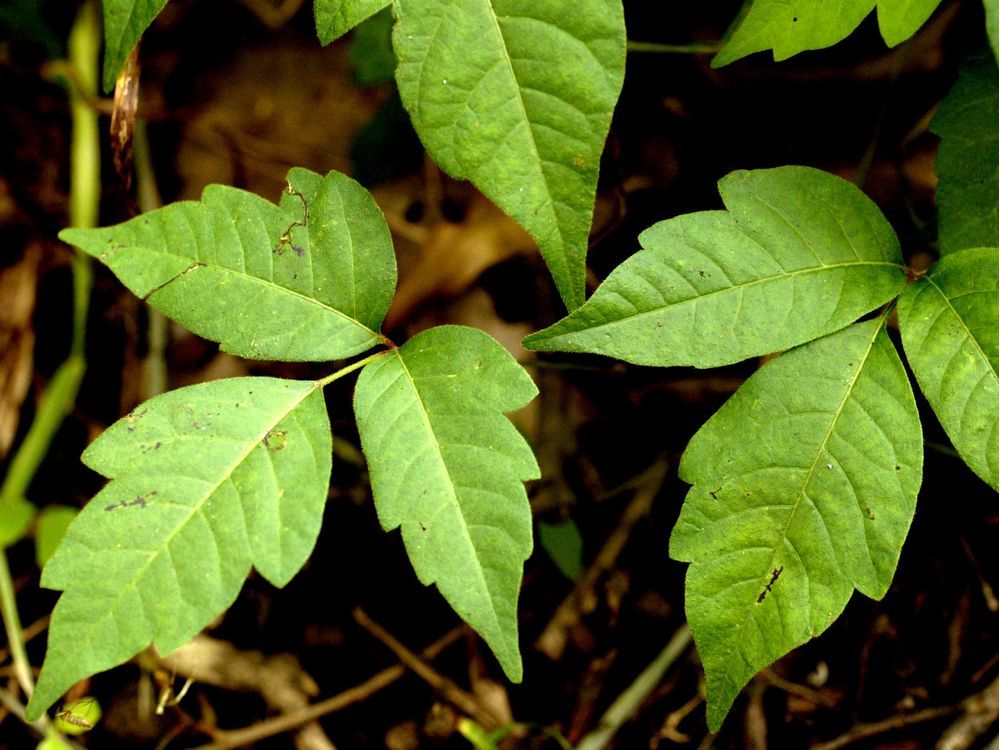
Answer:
[
  {"xmin": 102, "ymin": 0, "xmax": 169, "ymax": 91},
  {"xmin": 671, "ymin": 320, "xmax": 922, "ymax": 730},
  {"xmin": 523, "ymin": 166, "xmax": 905, "ymax": 368},
  {"xmin": 58, "ymin": 168, "xmax": 396, "ymax": 362},
  {"xmin": 714, "ymin": 0, "xmax": 943, "ymax": 67},
  {"xmin": 392, "ymin": 0, "xmax": 626, "ymax": 311},
  {"xmin": 931, "ymin": 58, "xmax": 1000, "ymax": 255},
  {"xmin": 315, "ymin": 0, "xmax": 391, "ymax": 44},
  {"xmin": 25, "ymin": 377, "xmax": 332, "ymax": 719},
  {"xmin": 898, "ymin": 247, "xmax": 999, "ymax": 489},
  {"xmin": 354, "ymin": 326, "xmax": 539, "ymax": 680}
]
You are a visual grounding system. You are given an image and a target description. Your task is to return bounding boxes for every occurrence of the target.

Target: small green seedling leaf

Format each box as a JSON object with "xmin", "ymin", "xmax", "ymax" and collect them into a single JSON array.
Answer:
[
  {"xmin": 714, "ymin": 0, "xmax": 943, "ymax": 67},
  {"xmin": 102, "ymin": 0, "xmax": 169, "ymax": 91},
  {"xmin": 59, "ymin": 168, "xmax": 396, "ymax": 362},
  {"xmin": 392, "ymin": 0, "xmax": 626, "ymax": 311},
  {"xmin": 931, "ymin": 57, "xmax": 1000, "ymax": 255},
  {"xmin": 26, "ymin": 377, "xmax": 332, "ymax": 719},
  {"xmin": 354, "ymin": 326, "xmax": 539, "ymax": 680},
  {"xmin": 538, "ymin": 520, "xmax": 584, "ymax": 581},
  {"xmin": 54, "ymin": 697, "xmax": 101, "ymax": 735},
  {"xmin": 315, "ymin": 0, "xmax": 391, "ymax": 45},
  {"xmin": 671, "ymin": 319, "xmax": 922, "ymax": 729},
  {"xmin": 898, "ymin": 247, "xmax": 999, "ymax": 489},
  {"xmin": 35, "ymin": 506, "xmax": 78, "ymax": 568},
  {"xmin": 524, "ymin": 166, "xmax": 905, "ymax": 367}
]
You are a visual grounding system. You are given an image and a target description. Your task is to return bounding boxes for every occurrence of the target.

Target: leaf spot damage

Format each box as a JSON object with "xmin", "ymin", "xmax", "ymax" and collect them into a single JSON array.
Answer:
[
  {"xmin": 105, "ymin": 491, "xmax": 156, "ymax": 512},
  {"xmin": 756, "ymin": 566, "xmax": 783, "ymax": 603},
  {"xmin": 263, "ymin": 429, "xmax": 287, "ymax": 452}
]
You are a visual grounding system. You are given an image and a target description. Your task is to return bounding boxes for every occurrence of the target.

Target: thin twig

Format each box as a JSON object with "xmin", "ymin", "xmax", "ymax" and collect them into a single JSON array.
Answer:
[
  {"xmin": 353, "ymin": 608, "xmax": 503, "ymax": 728},
  {"xmin": 192, "ymin": 626, "xmax": 463, "ymax": 750},
  {"xmin": 811, "ymin": 705, "xmax": 960, "ymax": 750},
  {"xmin": 574, "ymin": 625, "xmax": 693, "ymax": 750},
  {"xmin": 761, "ymin": 668, "xmax": 837, "ymax": 708}
]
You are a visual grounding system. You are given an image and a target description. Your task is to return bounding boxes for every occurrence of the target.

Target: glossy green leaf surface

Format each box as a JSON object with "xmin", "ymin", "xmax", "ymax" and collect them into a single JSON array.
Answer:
[
  {"xmin": 59, "ymin": 169, "xmax": 396, "ymax": 362},
  {"xmin": 931, "ymin": 58, "xmax": 1000, "ymax": 255},
  {"xmin": 315, "ymin": 0, "xmax": 391, "ymax": 44},
  {"xmin": 354, "ymin": 326, "xmax": 539, "ymax": 679},
  {"xmin": 392, "ymin": 0, "xmax": 626, "ymax": 311},
  {"xmin": 898, "ymin": 247, "xmax": 999, "ymax": 488},
  {"xmin": 102, "ymin": 0, "xmax": 169, "ymax": 91},
  {"xmin": 671, "ymin": 319, "xmax": 922, "ymax": 729},
  {"xmin": 523, "ymin": 167, "xmax": 905, "ymax": 367},
  {"xmin": 25, "ymin": 377, "xmax": 332, "ymax": 719},
  {"xmin": 714, "ymin": 0, "xmax": 943, "ymax": 67}
]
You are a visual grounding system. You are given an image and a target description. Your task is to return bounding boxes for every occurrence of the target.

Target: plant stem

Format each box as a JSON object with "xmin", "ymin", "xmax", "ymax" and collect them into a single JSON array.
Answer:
[
  {"xmin": 0, "ymin": 0, "xmax": 100, "ymax": 711},
  {"xmin": 315, "ymin": 350, "xmax": 393, "ymax": 389},
  {"xmin": 626, "ymin": 40, "xmax": 721, "ymax": 54}
]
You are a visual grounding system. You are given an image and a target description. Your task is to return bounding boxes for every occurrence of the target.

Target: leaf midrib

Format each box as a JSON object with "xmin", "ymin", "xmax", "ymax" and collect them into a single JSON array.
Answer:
[
  {"xmin": 130, "ymin": 244, "xmax": 380, "ymax": 341},
  {"xmin": 66, "ymin": 383, "xmax": 320, "ymax": 653},
  {"xmin": 393, "ymin": 351, "xmax": 503, "ymax": 638},
  {"xmin": 538, "ymin": 259, "xmax": 901, "ymax": 340},
  {"xmin": 721, "ymin": 320, "xmax": 883, "ymax": 666}
]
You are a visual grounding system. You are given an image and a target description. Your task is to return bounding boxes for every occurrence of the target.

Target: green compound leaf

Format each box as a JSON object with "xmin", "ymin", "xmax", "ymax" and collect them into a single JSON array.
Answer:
[
  {"xmin": 714, "ymin": 0, "xmax": 943, "ymax": 67},
  {"xmin": 59, "ymin": 169, "xmax": 396, "ymax": 362},
  {"xmin": 523, "ymin": 166, "xmax": 905, "ymax": 368},
  {"xmin": 354, "ymin": 326, "xmax": 539, "ymax": 680},
  {"xmin": 315, "ymin": 0, "xmax": 391, "ymax": 45},
  {"xmin": 931, "ymin": 57, "xmax": 1000, "ymax": 255},
  {"xmin": 102, "ymin": 0, "xmax": 169, "ymax": 91},
  {"xmin": 671, "ymin": 319, "xmax": 922, "ymax": 730},
  {"xmin": 25, "ymin": 377, "xmax": 332, "ymax": 720},
  {"xmin": 898, "ymin": 247, "xmax": 999, "ymax": 489},
  {"xmin": 392, "ymin": 0, "xmax": 626, "ymax": 311}
]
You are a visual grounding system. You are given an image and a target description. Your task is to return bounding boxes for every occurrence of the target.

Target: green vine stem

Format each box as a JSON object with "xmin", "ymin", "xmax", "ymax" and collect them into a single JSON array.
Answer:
[{"xmin": 0, "ymin": 0, "xmax": 100, "ymax": 707}]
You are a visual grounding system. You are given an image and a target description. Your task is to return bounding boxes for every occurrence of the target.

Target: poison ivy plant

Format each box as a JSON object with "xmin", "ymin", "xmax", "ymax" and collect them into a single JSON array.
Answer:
[
  {"xmin": 672, "ymin": 317, "xmax": 922, "ymax": 728},
  {"xmin": 354, "ymin": 326, "xmax": 538, "ymax": 680},
  {"xmin": 898, "ymin": 247, "xmax": 999, "ymax": 489},
  {"xmin": 931, "ymin": 56, "xmax": 1000, "ymax": 255},
  {"xmin": 714, "ymin": 0, "xmax": 944, "ymax": 67},
  {"xmin": 526, "ymin": 165, "xmax": 999, "ymax": 729},
  {"xmin": 392, "ymin": 0, "xmax": 626, "ymax": 310},
  {"xmin": 524, "ymin": 167, "xmax": 906, "ymax": 366},
  {"xmin": 26, "ymin": 170, "xmax": 539, "ymax": 720},
  {"xmin": 100, "ymin": 0, "xmax": 168, "ymax": 91}
]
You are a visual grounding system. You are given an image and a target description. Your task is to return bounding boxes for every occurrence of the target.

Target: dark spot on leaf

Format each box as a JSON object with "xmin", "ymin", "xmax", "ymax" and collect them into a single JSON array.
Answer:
[
  {"xmin": 895, "ymin": 465, "xmax": 901, "ymax": 471},
  {"xmin": 419, "ymin": 521, "xmax": 427, "ymax": 531},
  {"xmin": 757, "ymin": 566, "xmax": 783, "ymax": 603},
  {"xmin": 292, "ymin": 245, "xmax": 306, "ymax": 257},
  {"xmin": 105, "ymin": 491, "xmax": 155, "ymax": 512}
]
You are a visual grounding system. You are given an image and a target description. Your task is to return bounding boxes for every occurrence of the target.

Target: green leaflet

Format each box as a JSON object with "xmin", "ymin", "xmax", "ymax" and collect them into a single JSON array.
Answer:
[
  {"xmin": 523, "ymin": 167, "xmax": 905, "ymax": 368},
  {"xmin": 354, "ymin": 326, "xmax": 539, "ymax": 680},
  {"xmin": 898, "ymin": 247, "xmax": 999, "ymax": 489},
  {"xmin": 25, "ymin": 377, "xmax": 331, "ymax": 720},
  {"xmin": 671, "ymin": 319, "xmax": 922, "ymax": 730},
  {"xmin": 101, "ymin": 0, "xmax": 169, "ymax": 91},
  {"xmin": 34, "ymin": 506, "xmax": 78, "ymax": 569},
  {"xmin": 714, "ymin": 0, "xmax": 943, "ymax": 67},
  {"xmin": 931, "ymin": 57, "xmax": 1000, "ymax": 255},
  {"xmin": 392, "ymin": 0, "xmax": 626, "ymax": 311},
  {"xmin": 315, "ymin": 0, "xmax": 391, "ymax": 45},
  {"xmin": 986, "ymin": 0, "xmax": 998, "ymax": 61},
  {"xmin": 59, "ymin": 169, "xmax": 396, "ymax": 362}
]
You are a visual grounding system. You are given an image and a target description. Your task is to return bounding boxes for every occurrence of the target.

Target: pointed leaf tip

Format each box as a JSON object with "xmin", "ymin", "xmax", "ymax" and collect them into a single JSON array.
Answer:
[{"xmin": 354, "ymin": 326, "xmax": 538, "ymax": 680}]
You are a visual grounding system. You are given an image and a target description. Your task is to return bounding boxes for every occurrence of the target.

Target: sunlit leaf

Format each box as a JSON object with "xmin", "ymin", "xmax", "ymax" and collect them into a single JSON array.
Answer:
[
  {"xmin": 714, "ymin": 0, "xmax": 943, "ymax": 67},
  {"xmin": 102, "ymin": 0, "xmax": 169, "ymax": 91},
  {"xmin": 524, "ymin": 167, "xmax": 905, "ymax": 367},
  {"xmin": 354, "ymin": 326, "xmax": 539, "ymax": 679},
  {"xmin": 59, "ymin": 169, "xmax": 396, "ymax": 362},
  {"xmin": 671, "ymin": 319, "xmax": 922, "ymax": 729},
  {"xmin": 392, "ymin": 0, "xmax": 626, "ymax": 310},
  {"xmin": 25, "ymin": 377, "xmax": 332, "ymax": 719},
  {"xmin": 898, "ymin": 247, "xmax": 999, "ymax": 488}
]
